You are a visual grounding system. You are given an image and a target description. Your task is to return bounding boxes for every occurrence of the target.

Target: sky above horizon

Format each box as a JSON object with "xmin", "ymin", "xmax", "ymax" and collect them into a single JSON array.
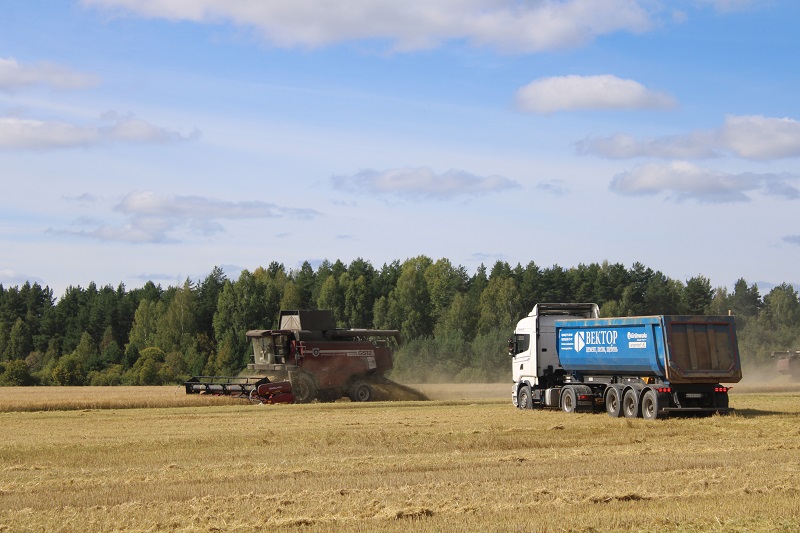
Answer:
[{"xmin": 2, "ymin": 0, "xmax": 799, "ymax": 299}]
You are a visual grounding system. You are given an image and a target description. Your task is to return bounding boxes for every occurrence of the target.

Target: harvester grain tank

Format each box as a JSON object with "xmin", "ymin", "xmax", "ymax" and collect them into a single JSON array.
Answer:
[
  {"xmin": 509, "ymin": 303, "xmax": 742, "ymax": 418},
  {"xmin": 185, "ymin": 310, "xmax": 413, "ymax": 404}
]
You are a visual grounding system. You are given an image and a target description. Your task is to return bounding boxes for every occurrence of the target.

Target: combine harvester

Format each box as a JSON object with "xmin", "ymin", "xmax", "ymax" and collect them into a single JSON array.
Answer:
[
  {"xmin": 773, "ymin": 350, "xmax": 800, "ymax": 380},
  {"xmin": 185, "ymin": 310, "xmax": 427, "ymax": 404}
]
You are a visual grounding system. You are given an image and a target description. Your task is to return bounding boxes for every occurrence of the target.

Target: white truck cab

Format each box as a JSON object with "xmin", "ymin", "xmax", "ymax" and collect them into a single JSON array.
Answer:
[{"xmin": 510, "ymin": 303, "xmax": 599, "ymax": 406}]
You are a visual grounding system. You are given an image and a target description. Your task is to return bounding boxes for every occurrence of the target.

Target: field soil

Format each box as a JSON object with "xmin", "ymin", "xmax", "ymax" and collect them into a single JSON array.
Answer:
[{"xmin": 2, "ymin": 382, "xmax": 800, "ymax": 531}]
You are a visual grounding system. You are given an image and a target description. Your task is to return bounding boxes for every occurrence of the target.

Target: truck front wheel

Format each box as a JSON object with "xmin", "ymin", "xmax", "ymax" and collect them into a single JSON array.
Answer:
[
  {"xmin": 561, "ymin": 387, "xmax": 577, "ymax": 413},
  {"xmin": 518, "ymin": 385, "xmax": 532, "ymax": 409},
  {"xmin": 623, "ymin": 389, "xmax": 640, "ymax": 418},
  {"xmin": 641, "ymin": 389, "xmax": 660, "ymax": 420}
]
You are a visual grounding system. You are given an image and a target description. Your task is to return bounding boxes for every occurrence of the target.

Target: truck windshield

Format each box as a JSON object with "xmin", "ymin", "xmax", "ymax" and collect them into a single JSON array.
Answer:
[{"xmin": 514, "ymin": 334, "xmax": 530, "ymax": 355}]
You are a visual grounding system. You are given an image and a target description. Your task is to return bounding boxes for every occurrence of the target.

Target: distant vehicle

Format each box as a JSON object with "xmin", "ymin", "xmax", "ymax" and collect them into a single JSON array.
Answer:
[
  {"xmin": 510, "ymin": 303, "xmax": 742, "ymax": 419},
  {"xmin": 773, "ymin": 350, "xmax": 800, "ymax": 380},
  {"xmin": 185, "ymin": 310, "xmax": 422, "ymax": 403}
]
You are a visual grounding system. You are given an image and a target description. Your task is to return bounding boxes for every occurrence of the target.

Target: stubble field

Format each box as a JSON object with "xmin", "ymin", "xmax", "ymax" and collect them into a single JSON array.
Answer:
[{"xmin": 1, "ymin": 382, "xmax": 800, "ymax": 532}]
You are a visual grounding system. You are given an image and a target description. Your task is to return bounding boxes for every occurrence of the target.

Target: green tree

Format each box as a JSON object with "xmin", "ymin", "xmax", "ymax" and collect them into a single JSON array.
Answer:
[
  {"xmin": 154, "ymin": 279, "xmax": 197, "ymax": 354},
  {"xmin": 343, "ymin": 274, "xmax": 370, "ymax": 328},
  {"xmin": 478, "ymin": 276, "xmax": 521, "ymax": 335},
  {"xmin": 382, "ymin": 257, "xmax": 433, "ymax": 340},
  {"xmin": 1, "ymin": 359, "xmax": 34, "ymax": 385},
  {"xmin": 7, "ymin": 318, "xmax": 32, "ymax": 360},
  {"xmin": 127, "ymin": 300, "xmax": 163, "ymax": 353},
  {"xmin": 424, "ymin": 258, "xmax": 466, "ymax": 326},
  {"xmin": 74, "ymin": 331, "xmax": 100, "ymax": 371},
  {"xmin": 51, "ymin": 353, "xmax": 86, "ymax": 385},
  {"xmin": 317, "ymin": 274, "xmax": 345, "ymax": 324},
  {"xmin": 683, "ymin": 275, "xmax": 713, "ymax": 314}
]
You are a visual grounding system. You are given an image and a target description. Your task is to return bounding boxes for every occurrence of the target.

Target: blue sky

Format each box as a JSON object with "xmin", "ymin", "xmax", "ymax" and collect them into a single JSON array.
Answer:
[{"xmin": 1, "ymin": 0, "xmax": 799, "ymax": 298}]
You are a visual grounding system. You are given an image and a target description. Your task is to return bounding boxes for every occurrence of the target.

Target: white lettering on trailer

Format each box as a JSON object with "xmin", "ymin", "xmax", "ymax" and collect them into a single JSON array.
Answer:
[
  {"xmin": 574, "ymin": 330, "xmax": 619, "ymax": 353},
  {"xmin": 627, "ymin": 331, "xmax": 647, "ymax": 349}
]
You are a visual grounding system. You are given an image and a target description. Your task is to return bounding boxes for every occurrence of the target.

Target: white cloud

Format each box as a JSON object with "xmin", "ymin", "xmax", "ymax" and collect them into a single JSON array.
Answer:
[
  {"xmin": 696, "ymin": 0, "xmax": 763, "ymax": 13},
  {"xmin": 537, "ymin": 180, "xmax": 570, "ymax": 196},
  {"xmin": 0, "ymin": 113, "xmax": 200, "ymax": 150},
  {"xmin": 609, "ymin": 161, "xmax": 800, "ymax": 203},
  {"xmin": 720, "ymin": 115, "xmax": 800, "ymax": 160},
  {"xmin": 577, "ymin": 132, "xmax": 718, "ymax": 159},
  {"xmin": 580, "ymin": 115, "xmax": 800, "ymax": 160},
  {"xmin": 49, "ymin": 191, "xmax": 319, "ymax": 243},
  {"xmin": 331, "ymin": 167, "xmax": 520, "ymax": 200},
  {"xmin": 81, "ymin": 0, "xmax": 653, "ymax": 53},
  {"xmin": 0, "ymin": 57, "xmax": 99, "ymax": 91},
  {"xmin": 0, "ymin": 269, "xmax": 45, "ymax": 288},
  {"xmin": 516, "ymin": 75, "xmax": 676, "ymax": 113}
]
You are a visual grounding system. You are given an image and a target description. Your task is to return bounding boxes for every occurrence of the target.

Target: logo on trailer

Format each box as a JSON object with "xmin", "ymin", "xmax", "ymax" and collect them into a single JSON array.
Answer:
[
  {"xmin": 312, "ymin": 348, "xmax": 320, "ymax": 357},
  {"xmin": 573, "ymin": 329, "xmax": 619, "ymax": 353},
  {"xmin": 575, "ymin": 332, "xmax": 585, "ymax": 352}
]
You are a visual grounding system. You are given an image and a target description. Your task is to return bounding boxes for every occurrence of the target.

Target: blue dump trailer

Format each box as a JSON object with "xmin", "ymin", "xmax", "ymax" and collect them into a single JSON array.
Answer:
[{"xmin": 510, "ymin": 303, "xmax": 742, "ymax": 419}]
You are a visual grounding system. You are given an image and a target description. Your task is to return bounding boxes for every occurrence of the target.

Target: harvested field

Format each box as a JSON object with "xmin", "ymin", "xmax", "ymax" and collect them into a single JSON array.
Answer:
[{"xmin": 1, "ymin": 384, "xmax": 800, "ymax": 531}]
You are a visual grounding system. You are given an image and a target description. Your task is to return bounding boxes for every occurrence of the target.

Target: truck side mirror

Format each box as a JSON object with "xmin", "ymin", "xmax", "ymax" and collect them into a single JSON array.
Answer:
[{"xmin": 507, "ymin": 338, "xmax": 516, "ymax": 357}]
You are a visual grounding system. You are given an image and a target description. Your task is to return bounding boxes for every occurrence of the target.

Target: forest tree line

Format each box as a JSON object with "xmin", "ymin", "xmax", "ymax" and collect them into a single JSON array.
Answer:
[{"xmin": 0, "ymin": 257, "xmax": 798, "ymax": 386}]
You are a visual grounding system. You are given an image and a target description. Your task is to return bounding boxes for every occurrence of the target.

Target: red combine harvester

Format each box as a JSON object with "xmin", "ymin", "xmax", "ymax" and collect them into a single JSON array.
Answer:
[
  {"xmin": 184, "ymin": 310, "xmax": 420, "ymax": 404},
  {"xmin": 774, "ymin": 350, "xmax": 800, "ymax": 380}
]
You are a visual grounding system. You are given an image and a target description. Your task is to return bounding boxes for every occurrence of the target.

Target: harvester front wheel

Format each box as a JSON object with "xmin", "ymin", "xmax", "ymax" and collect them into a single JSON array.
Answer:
[
  {"xmin": 349, "ymin": 381, "xmax": 372, "ymax": 402},
  {"xmin": 293, "ymin": 374, "xmax": 317, "ymax": 403}
]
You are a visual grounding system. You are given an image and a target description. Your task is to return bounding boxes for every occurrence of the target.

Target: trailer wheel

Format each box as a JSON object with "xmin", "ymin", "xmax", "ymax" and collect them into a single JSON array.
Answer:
[
  {"xmin": 349, "ymin": 381, "xmax": 372, "ymax": 402},
  {"xmin": 623, "ymin": 389, "xmax": 640, "ymax": 418},
  {"xmin": 561, "ymin": 386, "xmax": 577, "ymax": 413},
  {"xmin": 292, "ymin": 374, "xmax": 317, "ymax": 404},
  {"xmin": 641, "ymin": 389, "xmax": 660, "ymax": 420},
  {"xmin": 518, "ymin": 385, "xmax": 532, "ymax": 409},
  {"xmin": 605, "ymin": 387, "xmax": 623, "ymax": 418}
]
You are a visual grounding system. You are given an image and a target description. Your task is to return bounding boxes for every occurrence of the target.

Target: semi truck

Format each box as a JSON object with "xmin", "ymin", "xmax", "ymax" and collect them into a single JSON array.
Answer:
[{"xmin": 509, "ymin": 303, "xmax": 742, "ymax": 419}]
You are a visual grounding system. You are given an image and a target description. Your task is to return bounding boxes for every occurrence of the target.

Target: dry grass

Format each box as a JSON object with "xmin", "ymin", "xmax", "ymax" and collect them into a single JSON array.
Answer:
[
  {"xmin": 1, "ymin": 384, "xmax": 800, "ymax": 531},
  {"xmin": 0, "ymin": 386, "xmax": 245, "ymax": 412}
]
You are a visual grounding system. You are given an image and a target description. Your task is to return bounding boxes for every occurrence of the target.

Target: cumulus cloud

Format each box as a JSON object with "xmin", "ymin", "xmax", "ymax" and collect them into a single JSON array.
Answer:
[
  {"xmin": 516, "ymin": 74, "xmax": 676, "ymax": 113},
  {"xmin": 0, "ymin": 112, "xmax": 200, "ymax": 150},
  {"xmin": 579, "ymin": 115, "xmax": 800, "ymax": 160},
  {"xmin": 720, "ymin": 115, "xmax": 800, "ymax": 159},
  {"xmin": 50, "ymin": 191, "xmax": 319, "ymax": 243},
  {"xmin": 697, "ymin": 0, "xmax": 763, "ymax": 12},
  {"xmin": 577, "ymin": 132, "xmax": 718, "ymax": 159},
  {"xmin": 609, "ymin": 161, "xmax": 800, "ymax": 203},
  {"xmin": 537, "ymin": 180, "xmax": 570, "ymax": 196},
  {"xmin": 331, "ymin": 167, "xmax": 520, "ymax": 200},
  {"xmin": 0, "ymin": 57, "xmax": 98, "ymax": 91},
  {"xmin": 82, "ymin": 0, "xmax": 653, "ymax": 53},
  {"xmin": 0, "ymin": 269, "xmax": 45, "ymax": 288}
]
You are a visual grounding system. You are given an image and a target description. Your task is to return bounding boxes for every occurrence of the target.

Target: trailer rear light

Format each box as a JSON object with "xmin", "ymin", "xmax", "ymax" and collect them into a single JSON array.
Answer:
[
  {"xmin": 657, "ymin": 387, "xmax": 672, "ymax": 393},
  {"xmin": 714, "ymin": 387, "xmax": 728, "ymax": 393}
]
